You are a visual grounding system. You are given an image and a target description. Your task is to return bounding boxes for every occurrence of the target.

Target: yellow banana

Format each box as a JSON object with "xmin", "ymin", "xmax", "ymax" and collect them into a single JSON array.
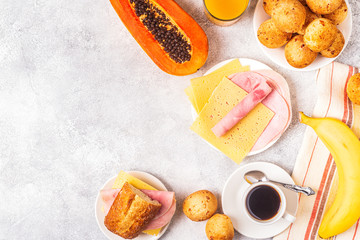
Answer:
[{"xmin": 299, "ymin": 112, "xmax": 360, "ymax": 239}]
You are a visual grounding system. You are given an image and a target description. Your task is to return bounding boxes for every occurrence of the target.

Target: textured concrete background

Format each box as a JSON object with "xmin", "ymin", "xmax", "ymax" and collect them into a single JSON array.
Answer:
[{"xmin": 0, "ymin": 0, "xmax": 359, "ymax": 239}]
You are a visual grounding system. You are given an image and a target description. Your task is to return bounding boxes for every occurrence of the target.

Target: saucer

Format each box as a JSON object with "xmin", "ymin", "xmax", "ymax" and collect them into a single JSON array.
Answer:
[
  {"xmin": 95, "ymin": 171, "xmax": 169, "ymax": 240},
  {"xmin": 222, "ymin": 162, "xmax": 298, "ymax": 239},
  {"xmin": 191, "ymin": 58, "xmax": 291, "ymax": 156}
]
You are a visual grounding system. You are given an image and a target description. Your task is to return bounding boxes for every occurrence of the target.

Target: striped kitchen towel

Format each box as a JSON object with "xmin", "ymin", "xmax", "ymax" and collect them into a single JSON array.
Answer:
[{"xmin": 274, "ymin": 62, "xmax": 360, "ymax": 240}]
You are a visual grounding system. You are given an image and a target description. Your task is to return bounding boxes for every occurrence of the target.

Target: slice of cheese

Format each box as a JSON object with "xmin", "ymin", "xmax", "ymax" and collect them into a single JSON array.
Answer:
[
  {"xmin": 112, "ymin": 171, "xmax": 157, "ymax": 190},
  {"xmin": 112, "ymin": 171, "xmax": 161, "ymax": 236},
  {"xmin": 187, "ymin": 59, "xmax": 242, "ymax": 113},
  {"xmin": 190, "ymin": 59, "xmax": 250, "ymax": 113},
  {"xmin": 191, "ymin": 77, "xmax": 274, "ymax": 164},
  {"xmin": 186, "ymin": 64, "xmax": 250, "ymax": 113}
]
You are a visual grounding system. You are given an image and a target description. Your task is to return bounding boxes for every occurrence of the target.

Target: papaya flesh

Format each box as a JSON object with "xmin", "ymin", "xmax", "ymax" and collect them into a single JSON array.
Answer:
[{"xmin": 110, "ymin": 0, "xmax": 209, "ymax": 76}]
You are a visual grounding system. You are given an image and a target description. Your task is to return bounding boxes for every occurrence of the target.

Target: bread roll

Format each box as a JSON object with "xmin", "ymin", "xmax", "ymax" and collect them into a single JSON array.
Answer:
[
  {"xmin": 320, "ymin": 29, "xmax": 345, "ymax": 58},
  {"xmin": 104, "ymin": 182, "xmax": 161, "ymax": 239},
  {"xmin": 285, "ymin": 35, "xmax": 318, "ymax": 68},
  {"xmin": 263, "ymin": 0, "xmax": 279, "ymax": 15},
  {"xmin": 183, "ymin": 190, "xmax": 217, "ymax": 221},
  {"xmin": 323, "ymin": 0, "xmax": 348, "ymax": 25},
  {"xmin": 347, "ymin": 73, "xmax": 360, "ymax": 105},
  {"xmin": 206, "ymin": 214, "xmax": 234, "ymax": 240},
  {"xmin": 304, "ymin": 18, "xmax": 337, "ymax": 52},
  {"xmin": 257, "ymin": 19, "xmax": 292, "ymax": 48},
  {"xmin": 272, "ymin": 0, "xmax": 306, "ymax": 33},
  {"xmin": 306, "ymin": 0, "xmax": 342, "ymax": 14}
]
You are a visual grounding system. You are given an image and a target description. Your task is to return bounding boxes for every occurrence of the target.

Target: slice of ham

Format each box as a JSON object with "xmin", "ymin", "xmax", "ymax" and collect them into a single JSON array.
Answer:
[
  {"xmin": 211, "ymin": 80, "xmax": 273, "ymax": 137},
  {"xmin": 253, "ymin": 69, "xmax": 291, "ymax": 102},
  {"xmin": 253, "ymin": 69, "xmax": 292, "ymax": 149},
  {"xmin": 144, "ymin": 199, "xmax": 176, "ymax": 230},
  {"xmin": 228, "ymin": 71, "xmax": 291, "ymax": 151},
  {"xmin": 141, "ymin": 189, "xmax": 175, "ymax": 220}
]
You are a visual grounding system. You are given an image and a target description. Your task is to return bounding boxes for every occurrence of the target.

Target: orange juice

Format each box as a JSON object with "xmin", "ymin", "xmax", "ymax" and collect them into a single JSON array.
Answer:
[{"xmin": 204, "ymin": 0, "xmax": 249, "ymax": 24}]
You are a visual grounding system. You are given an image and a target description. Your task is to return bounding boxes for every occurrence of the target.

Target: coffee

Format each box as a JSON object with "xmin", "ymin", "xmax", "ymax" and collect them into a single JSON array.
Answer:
[{"xmin": 246, "ymin": 185, "xmax": 281, "ymax": 220}]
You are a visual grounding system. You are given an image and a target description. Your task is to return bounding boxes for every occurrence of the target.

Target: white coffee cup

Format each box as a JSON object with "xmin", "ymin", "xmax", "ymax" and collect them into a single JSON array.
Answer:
[{"xmin": 243, "ymin": 181, "xmax": 296, "ymax": 225}]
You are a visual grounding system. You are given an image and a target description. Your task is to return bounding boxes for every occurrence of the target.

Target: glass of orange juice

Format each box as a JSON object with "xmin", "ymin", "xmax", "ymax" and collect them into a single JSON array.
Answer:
[{"xmin": 203, "ymin": 0, "xmax": 250, "ymax": 26}]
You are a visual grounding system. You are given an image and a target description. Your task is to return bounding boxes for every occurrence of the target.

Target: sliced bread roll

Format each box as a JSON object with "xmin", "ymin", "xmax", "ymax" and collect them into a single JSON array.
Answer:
[{"xmin": 104, "ymin": 182, "xmax": 162, "ymax": 239}]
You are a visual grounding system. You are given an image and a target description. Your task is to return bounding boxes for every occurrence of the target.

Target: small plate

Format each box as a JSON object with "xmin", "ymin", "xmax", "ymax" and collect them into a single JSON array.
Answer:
[
  {"xmin": 253, "ymin": 0, "xmax": 352, "ymax": 71},
  {"xmin": 95, "ymin": 171, "xmax": 169, "ymax": 240},
  {"xmin": 191, "ymin": 58, "xmax": 290, "ymax": 156},
  {"xmin": 222, "ymin": 162, "xmax": 298, "ymax": 239}
]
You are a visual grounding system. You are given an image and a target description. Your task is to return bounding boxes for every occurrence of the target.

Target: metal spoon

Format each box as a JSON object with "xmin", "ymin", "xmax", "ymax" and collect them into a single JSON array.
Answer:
[{"xmin": 244, "ymin": 170, "xmax": 315, "ymax": 196}]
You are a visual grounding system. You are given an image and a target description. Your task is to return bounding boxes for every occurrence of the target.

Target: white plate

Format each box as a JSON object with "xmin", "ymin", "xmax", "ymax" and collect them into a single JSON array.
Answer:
[
  {"xmin": 222, "ymin": 162, "xmax": 299, "ymax": 239},
  {"xmin": 95, "ymin": 171, "xmax": 169, "ymax": 240},
  {"xmin": 191, "ymin": 58, "xmax": 291, "ymax": 156},
  {"xmin": 253, "ymin": 0, "xmax": 353, "ymax": 71}
]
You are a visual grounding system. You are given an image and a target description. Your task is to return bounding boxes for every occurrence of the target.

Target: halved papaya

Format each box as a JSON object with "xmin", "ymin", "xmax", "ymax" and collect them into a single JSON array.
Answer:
[{"xmin": 109, "ymin": 0, "xmax": 209, "ymax": 76}]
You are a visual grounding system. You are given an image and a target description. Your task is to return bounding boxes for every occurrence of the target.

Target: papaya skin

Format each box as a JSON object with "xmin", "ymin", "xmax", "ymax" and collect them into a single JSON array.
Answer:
[{"xmin": 109, "ymin": 0, "xmax": 209, "ymax": 76}]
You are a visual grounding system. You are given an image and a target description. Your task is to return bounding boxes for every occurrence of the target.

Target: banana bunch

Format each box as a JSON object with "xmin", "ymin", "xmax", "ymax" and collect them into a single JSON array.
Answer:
[{"xmin": 299, "ymin": 112, "xmax": 360, "ymax": 239}]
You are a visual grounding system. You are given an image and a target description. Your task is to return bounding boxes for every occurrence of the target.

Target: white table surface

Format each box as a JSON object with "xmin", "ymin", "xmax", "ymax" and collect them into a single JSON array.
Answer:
[{"xmin": 0, "ymin": 0, "xmax": 359, "ymax": 239}]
